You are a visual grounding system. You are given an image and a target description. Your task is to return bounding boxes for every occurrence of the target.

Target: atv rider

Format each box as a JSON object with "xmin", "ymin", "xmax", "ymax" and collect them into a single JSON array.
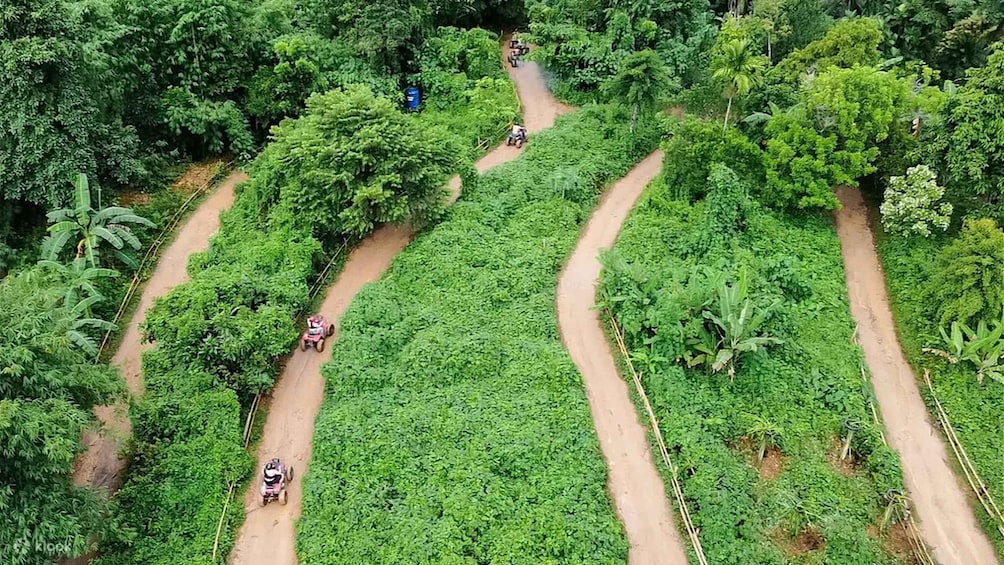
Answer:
[
  {"xmin": 509, "ymin": 124, "xmax": 527, "ymax": 144},
  {"xmin": 306, "ymin": 315, "xmax": 325, "ymax": 336},
  {"xmin": 262, "ymin": 459, "xmax": 283, "ymax": 491}
]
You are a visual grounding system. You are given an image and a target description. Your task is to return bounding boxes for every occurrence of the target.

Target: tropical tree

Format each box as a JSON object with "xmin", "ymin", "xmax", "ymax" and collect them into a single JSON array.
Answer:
[
  {"xmin": 924, "ymin": 218, "xmax": 1004, "ymax": 328},
  {"xmin": 40, "ymin": 173, "xmax": 154, "ymax": 268},
  {"xmin": 880, "ymin": 164, "xmax": 953, "ymax": 237},
  {"xmin": 35, "ymin": 257, "xmax": 119, "ymax": 314},
  {"xmin": 0, "ymin": 269, "xmax": 124, "ymax": 562},
  {"xmin": 712, "ymin": 38, "xmax": 768, "ymax": 129},
  {"xmin": 603, "ymin": 49, "xmax": 677, "ymax": 133}
]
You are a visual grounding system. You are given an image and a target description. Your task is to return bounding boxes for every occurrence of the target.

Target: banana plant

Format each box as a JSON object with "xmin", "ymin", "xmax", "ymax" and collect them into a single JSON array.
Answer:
[
  {"xmin": 41, "ymin": 173, "xmax": 155, "ymax": 268},
  {"xmin": 36, "ymin": 257, "xmax": 118, "ymax": 314},
  {"xmin": 925, "ymin": 310, "xmax": 1004, "ymax": 384},
  {"xmin": 701, "ymin": 268, "xmax": 784, "ymax": 380},
  {"xmin": 60, "ymin": 294, "xmax": 118, "ymax": 356}
]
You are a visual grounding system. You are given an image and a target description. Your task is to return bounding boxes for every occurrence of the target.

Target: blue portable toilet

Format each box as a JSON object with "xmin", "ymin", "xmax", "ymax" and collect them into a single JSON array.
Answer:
[{"xmin": 405, "ymin": 86, "xmax": 420, "ymax": 111}]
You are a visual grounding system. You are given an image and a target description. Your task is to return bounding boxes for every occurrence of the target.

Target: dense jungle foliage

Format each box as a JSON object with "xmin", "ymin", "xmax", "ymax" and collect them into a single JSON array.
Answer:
[
  {"xmin": 94, "ymin": 61, "xmax": 513, "ymax": 563},
  {"xmin": 298, "ymin": 106, "xmax": 659, "ymax": 563},
  {"xmin": 6, "ymin": 0, "xmax": 1004, "ymax": 559},
  {"xmin": 600, "ymin": 157, "xmax": 906, "ymax": 562}
]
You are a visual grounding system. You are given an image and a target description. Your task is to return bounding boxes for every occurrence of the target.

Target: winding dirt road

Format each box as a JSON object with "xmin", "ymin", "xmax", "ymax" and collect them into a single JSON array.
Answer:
[
  {"xmin": 227, "ymin": 56, "xmax": 570, "ymax": 565},
  {"xmin": 556, "ymin": 150, "xmax": 688, "ymax": 565},
  {"xmin": 834, "ymin": 187, "xmax": 999, "ymax": 565},
  {"xmin": 72, "ymin": 172, "xmax": 243, "ymax": 492}
]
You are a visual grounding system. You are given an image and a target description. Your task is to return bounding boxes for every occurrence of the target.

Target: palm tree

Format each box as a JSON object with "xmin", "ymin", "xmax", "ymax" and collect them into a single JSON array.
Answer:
[
  {"xmin": 604, "ymin": 49, "xmax": 677, "ymax": 133},
  {"xmin": 41, "ymin": 173, "xmax": 155, "ymax": 268},
  {"xmin": 712, "ymin": 38, "xmax": 768, "ymax": 130}
]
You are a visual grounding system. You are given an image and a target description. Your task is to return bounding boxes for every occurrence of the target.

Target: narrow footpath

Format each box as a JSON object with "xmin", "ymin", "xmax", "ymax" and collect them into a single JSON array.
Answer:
[
  {"xmin": 834, "ymin": 187, "xmax": 999, "ymax": 565},
  {"xmin": 227, "ymin": 56, "xmax": 570, "ymax": 565},
  {"xmin": 72, "ymin": 172, "xmax": 243, "ymax": 492},
  {"xmin": 556, "ymin": 150, "xmax": 689, "ymax": 565}
]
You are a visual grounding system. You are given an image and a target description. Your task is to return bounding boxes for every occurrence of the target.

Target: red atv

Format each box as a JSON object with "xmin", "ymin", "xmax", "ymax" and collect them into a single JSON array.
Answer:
[
  {"xmin": 301, "ymin": 314, "xmax": 335, "ymax": 352},
  {"xmin": 260, "ymin": 458, "xmax": 294, "ymax": 506}
]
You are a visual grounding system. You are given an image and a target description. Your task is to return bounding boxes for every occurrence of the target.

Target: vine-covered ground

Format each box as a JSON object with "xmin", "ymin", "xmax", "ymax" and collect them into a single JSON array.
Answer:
[
  {"xmin": 600, "ymin": 172, "xmax": 911, "ymax": 563},
  {"xmin": 298, "ymin": 106, "xmax": 658, "ymax": 563}
]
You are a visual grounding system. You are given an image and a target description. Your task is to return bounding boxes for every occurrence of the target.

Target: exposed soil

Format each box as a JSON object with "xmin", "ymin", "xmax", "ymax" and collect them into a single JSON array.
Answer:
[
  {"xmin": 834, "ymin": 187, "xmax": 999, "ymax": 565},
  {"xmin": 556, "ymin": 150, "xmax": 689, "ymax": 565},
  {"xmin": 827, "ymin": 435, "xmax": 858, "ymax": 477},
  {"xmin": 170, "ymin": 158, "xmax": 227, "ymax": 193},
  {"xmin": 71, "ymin": 171, "xmax": 242, "ymax": 493},
  {"xmin": 773, "ymin": 527, "xmax": 825, "ymax": 557},
  {"xmin": 869, "ymin": 523, "xmax": 923, "ymax": 564},
  {"xmin": 736, "ymin": 437, "xmax": 785, "ymax": 480},
  {"xmin": 226, "ymin": 53, "xmax": 572, "ymax": 565}
]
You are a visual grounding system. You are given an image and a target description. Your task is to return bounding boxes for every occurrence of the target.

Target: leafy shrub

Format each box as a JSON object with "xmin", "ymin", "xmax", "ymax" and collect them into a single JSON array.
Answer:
[
  {"xmin": 245, "ymin": 85, "xmax": 458, "ymax": 243},
  {"xmin": 880, "ymin": 164, "xmax": 953, "ymax": 237},
  {"xmin": 298, "ymin": 105, "xmax": 659, "ymax": 563},
  {"xmin": 764, "ymin": 66, "xmax": 914, "ymax": 210},
  {"xmin": 698, "ymin": 163, "xmax": 754, "ymax": 250},
  {"xmin": 923, "ymin": 218, "xmax": 1004, "ymax": 328},
  {"xmin": 660, "ymin": 116, "xmax": 765, "ymax": 201},
  {"xmin": 600, "ymin": 173, "xmax": 906, "ymax": 562},
  {"xmin": 0, "ymin": 269, "xmax": 126, "ymax": 563}
]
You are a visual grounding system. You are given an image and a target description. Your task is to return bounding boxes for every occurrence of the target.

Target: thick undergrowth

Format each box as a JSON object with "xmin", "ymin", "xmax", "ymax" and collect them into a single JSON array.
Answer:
[
  {"xmin": 599, "ymin": 172, "xmax": 909, "ymax": 563},
  {"xmin": 97, "ymin": 50, "xmax": 514, "ymax": 563},
  {"xmin": 298, "ymin": 106, "xmax": 658, "ymax": 563},
  {"xmin": 878, "ymin": 231, "xmax": 1004, "ymax": 556}
]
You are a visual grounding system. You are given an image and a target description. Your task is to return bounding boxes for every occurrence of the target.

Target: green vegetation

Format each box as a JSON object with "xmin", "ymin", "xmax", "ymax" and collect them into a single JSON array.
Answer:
[
  {"xmin": 879, "ymin": 226, "xmax": 1004, "ymax": 554},
  {"xmin": 0, "ymin": 268, "xmax": 125, "ymax": 561},
  {"xmin": 298, "ymin": 106, "xmax": 659, "ymax": 563},
  {"xmin": 97, "ymin": 51, "xmax": 512, "ymax": 564},
  {"xmin": 600, "ymin": 154, "xmax": 906, "ymax": 562}
]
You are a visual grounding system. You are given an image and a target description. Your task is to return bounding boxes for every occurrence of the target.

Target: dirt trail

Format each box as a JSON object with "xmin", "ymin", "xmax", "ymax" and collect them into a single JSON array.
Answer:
[
  {"xmin": 834, "ymin": 187, "xmax": 999, "ymax": 565},
  {"xmin": 72, "ymin": 172, "xmax": 243, "ymax": 492},
  {"xmin": 556, "ymin": 150, "xmax": 688, "ymax": 565},
  {"xmin": 227, "ymin": 57, "xmax": 570, "ymax": 565}
]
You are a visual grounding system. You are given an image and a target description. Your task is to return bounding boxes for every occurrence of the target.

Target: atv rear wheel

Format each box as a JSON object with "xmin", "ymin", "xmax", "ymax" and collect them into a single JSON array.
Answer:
[
  {"xmin": 280, "ymin": 490, "xmax": 289, "ymax": 505},
  {"xmin": 316, "ymin": 338, "xmax": 325, "ymax": 352},
  {"xmin": 326, "ymin": 324, "xmax": 335, "ymax": 337}
]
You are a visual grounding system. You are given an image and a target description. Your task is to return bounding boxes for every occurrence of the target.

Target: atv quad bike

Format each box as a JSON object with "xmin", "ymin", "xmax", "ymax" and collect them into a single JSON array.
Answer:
[
  {"xmin": 301, "ymin": 314, "xmax": 335, "ymax": 352},
  {"xmin": 260, "ymin": 458, "xmax": 294, "ymax": 506},
  {"xmin": 506, "ymin": 128, "xmax": 527, "ymax": 148}
]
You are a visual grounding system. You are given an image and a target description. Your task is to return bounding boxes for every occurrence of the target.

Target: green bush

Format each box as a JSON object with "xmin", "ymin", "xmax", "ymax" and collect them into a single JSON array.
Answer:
[
  {"xmin": 599, "ymin": 170, "xmax": 906, "ymax": 562},
  {"xmin": 298, "ymin": 105, "xmax": 660, "ymax": 563},
  {"xmin": 923, "ymin": 218, "xmax": 1004, "ymax": 328},
  {"xmin": 661, "ymin": 115, "xmax": 764, "ymax": 202},
  {"xmin": 0, "ymin": 269, "xmax": 126, "ymax": 563},
  {"xmin": 245, "ymin": 85, "xmax": 459, "ymax": 243}
]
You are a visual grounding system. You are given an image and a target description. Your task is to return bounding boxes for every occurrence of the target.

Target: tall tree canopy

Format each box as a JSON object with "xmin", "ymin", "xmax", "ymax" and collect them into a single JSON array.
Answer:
[{"xmin": 0, "ymin": 0, "xmax": 143, "ymax": 207}]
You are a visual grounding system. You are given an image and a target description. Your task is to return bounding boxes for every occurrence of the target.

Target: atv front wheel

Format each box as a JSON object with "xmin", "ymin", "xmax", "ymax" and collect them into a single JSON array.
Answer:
[
  {"xmin": 280, "ymin": 490, "xmax": 289, "ymax": 505},
  {"xmin": 260, "ymin": 495, "xmax": 267, "ymax": 507},
  {"xmin": 316, "ymin": 338, "xmax": 325, "ymax": 352},
  {"xmin": 286, "ymin": 466, "xmax": 295, "ymax": 482},
  {"xmin": 326, "ymin": 324, "xmax": 335, "ymax": 337},
  {"xmin": 300, "ymin": 340, "xmax": 308, "ymax": 352}
]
